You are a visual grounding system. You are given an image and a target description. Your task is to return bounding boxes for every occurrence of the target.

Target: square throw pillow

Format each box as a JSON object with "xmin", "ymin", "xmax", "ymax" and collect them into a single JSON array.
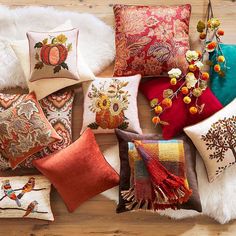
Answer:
[
  {"xmin": 27, "ymin": 28, "xmax": 79, "ymax": 82},
  {"xmin": 210, "ymin": 44, "xmax": 236, "ymax": 106},
  {"xmin": 113, "ymin": 4, "xmax": 191, "ymax": 77},
  {"xmin": 139, "ymin": 77, "xmax": 223, "ymax": 139},
  {"xmin": 33, "ymin": 128, "xmax": 120, "ymax": 213},
  {"xmin": 115, "ymin": 129, "xmax": 202, "ymax": 213},
  {"xmin": 0, "ymin": 90, "xmax": 74, "ymax": 169},
  {"xmin": 0, "ymin": 175, "xmax": 53, "ymax": 221},
  {"xmin": 0, "ymin": 92, "xmax": 61, "ymax": 169},
  {"xmin": 10, "ymin": 20, "xmax": 95, "ymax": 100},
  {"xmin": 184, "ymin": 99, "xmax": 236, "ymax": 183},
  {"xmin": 81, "ymin": 75, "xmax": 142, "ymax": 134}
]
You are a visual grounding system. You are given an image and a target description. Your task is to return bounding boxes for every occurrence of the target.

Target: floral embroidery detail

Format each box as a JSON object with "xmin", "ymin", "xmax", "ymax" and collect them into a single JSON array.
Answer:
[
  {"xmin": 113, "ymin": 4, "xmax": 191, "ymax": 76},
  {"xmin": 34, "ymin": 34, "xmax": 72, "ymax": 74},
  {"xmin": 88, "ymin": 79, "xmax": 130, "ymax": 130},
  {"xmin": 17, "ymin": 101, "xmax": 39, "ymax": 119}
]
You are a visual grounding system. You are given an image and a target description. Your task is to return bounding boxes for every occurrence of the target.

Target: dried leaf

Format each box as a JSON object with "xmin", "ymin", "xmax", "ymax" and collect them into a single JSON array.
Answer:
[
  {"xmin": 218, "ymin": 71, "xmax": 225, "ymax": 77},
  {"xmin": 35, "ymin": 52, "xmax": 40, "ymax": 61},
  {"xmin": 56, "ymin": 34, "xmax": 67, "ymax": 44},
  {"xmin": 42, "ymin": 38, "xmax": 48, "ymax": 45},
  {"xmin": 61, "ymin": 62, "xmax": 68, "ymax": 70},
  {"xmin": 160, "ymin": 121, "xmax": 169, "ymax": 126},
  {"xmin": 67, "ymin": 43, "xmax": 72, "ymax": 52},
  {"xmin": 34, "ymin": 42, "xmax": 43, "ymax": 49},
  {"xmin": 53, "ymin": 65, "xmax": 61, "ymax": 73},
  {"xmin": 34, "ymin": 61, "xmax": 44, "ymax": 70},
  {"xmin": 163, "ymin": 89, "xmax": 173, "ymax": 98}
]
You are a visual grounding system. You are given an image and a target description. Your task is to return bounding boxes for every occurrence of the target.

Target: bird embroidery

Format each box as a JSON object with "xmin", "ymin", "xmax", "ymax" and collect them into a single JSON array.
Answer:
[
  {"xmin": 23, "ymin": 201, "xmax": 38, "ymax": 218},
  {"xmin": 1, "ymin": 180, "xmax": 21, "ymax": 207},
  {"xmin": 17, "ymin": 177, "xmax": 35, "ymax": 199}
]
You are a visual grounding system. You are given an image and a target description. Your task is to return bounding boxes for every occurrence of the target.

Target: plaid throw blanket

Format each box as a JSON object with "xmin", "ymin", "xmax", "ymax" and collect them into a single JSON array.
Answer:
[{"xmin": 121, "ymin": 140, "xmax": 192, "ymax": 211}]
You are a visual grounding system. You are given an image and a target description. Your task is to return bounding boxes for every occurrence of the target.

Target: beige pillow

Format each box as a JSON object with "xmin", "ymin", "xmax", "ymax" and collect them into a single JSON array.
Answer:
[
  {"xmin": 184, "ymin": 99, "xmax": 236, "ymax": 182},
  {"xmin": 11, "ymin": 21, "xmax": 94, "ymax": 100},
  {"xmin": 81, "ymin": 74, "xmax": 142, "ymax": 134},
  {"xmin": 0, "ymin": 175, "xmax": 53, "ymax": 221}
]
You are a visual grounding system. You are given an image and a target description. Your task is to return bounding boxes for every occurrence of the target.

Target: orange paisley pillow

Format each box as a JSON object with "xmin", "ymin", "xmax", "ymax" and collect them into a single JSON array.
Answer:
[
  {"xmin": 0, "ymin": 92, "xmax": 61, "ymax": 169},
  {"xmin": 113, "ymin": 4, "xmax": 191, "ymax": 77}
]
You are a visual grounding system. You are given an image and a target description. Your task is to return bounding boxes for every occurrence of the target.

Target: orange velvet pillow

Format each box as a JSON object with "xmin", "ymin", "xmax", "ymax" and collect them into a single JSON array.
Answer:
[{"xmin": 33, "ymin": 128, "xmax": 120, "ymax": 212}]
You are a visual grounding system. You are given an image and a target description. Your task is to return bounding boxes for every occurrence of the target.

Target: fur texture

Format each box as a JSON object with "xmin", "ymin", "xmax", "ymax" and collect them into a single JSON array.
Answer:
[
  {"xmin": 102, "ymin": 145, "xmax": 236, "ymax": 224},
  {"xmin": 0, "ymin": 5, "xmax": 115, "ymax": 89}
]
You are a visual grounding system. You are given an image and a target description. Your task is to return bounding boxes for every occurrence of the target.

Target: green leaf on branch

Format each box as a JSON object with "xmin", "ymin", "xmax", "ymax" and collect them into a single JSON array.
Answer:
[
  {"xmin": 61, "ymin": 62, "xmax": 69, "ymax": 70},
  {"xmin": 34, "ymin": 42, "xmax": 43, "ymax": 48}
]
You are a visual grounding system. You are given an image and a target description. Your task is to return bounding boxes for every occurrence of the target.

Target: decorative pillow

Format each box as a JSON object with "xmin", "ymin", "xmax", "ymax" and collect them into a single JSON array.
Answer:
[
  {"xmin": 184, "ymin": 99, "xmax": 236, "ymax": 182},
  {"xmin": 210, "ymin": 44, "xmax": 236, "ymax": 106},
  {"xmin": 33, "ymin": 128, "xmax": 120, "ymax": 212},
  {"xmin": 81, "ymin": 75, "xmax": 142, "ymax": 134},
  {"xmin": 0, "ymin": 90, "xmax": 74, "ymax": 169},
  {"xmin": 27, "ymin": 28, "xmax": 79, "ymax": 82},
  {"xmin": 9, "ymin": 20, "xmax": 94, "ymax": 100},
  {"xmin": 0, "ymin": 92, "xmax": 61, "ymax": 169},
  {"xmin": 113, "ymin": 4, "xmax": 191, "ymax": 77},
  {"xmin": 0, "ymin": 175, "xmax": 53, "ymax": 221},
  {"xmin": 139, "ymin": 77, "xmax": 223, "ymax": 139},
  {"xmin": 115, "ymin": 129, "xmax": 202, "ymax": 213}
]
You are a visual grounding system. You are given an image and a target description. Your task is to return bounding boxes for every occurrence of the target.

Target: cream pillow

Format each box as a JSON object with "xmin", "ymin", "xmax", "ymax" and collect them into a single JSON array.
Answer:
[
  {"xmin": 0, "ymin": 175, "xmax": 53, "ymax": 221},
  {"xmin": 81, "ymin": 74, "xmax": 142, "ymax": 134},
  {"xmin": 184, "ymin": 99, "xmax": 236, "ymax": 182},
  {"xmin": 11, "ymin": 20, "xmax": 94, "ymax": 100}
]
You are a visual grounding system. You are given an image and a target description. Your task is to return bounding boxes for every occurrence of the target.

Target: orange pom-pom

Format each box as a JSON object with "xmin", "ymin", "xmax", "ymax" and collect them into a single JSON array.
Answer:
[
  {"xmin": 199, "ymin": 32, "xmax": 206, "ymax": 40},
  {"xmin": 170, "ymin": 78, "xmax": 177, "ymax": 85},
  {"xmin": 183, "ymin": 96, "xmax": 191, "ymax": 104},
  {"xmin": 189, "ymin": 64, "xmax": 196, "ymax": 72},
  {"xmin": 202, "ymin": 72, "xmax": 210, "ymax": 81},
  {"xmin": 217, "ymin": 29, "xmax": 224, "ymax": 36},
  {"xmin": 189, "ymin": 106, "xmax": 198, "ymax": 114},
  {"xmin": 154, "ymin": 105, "xmax": 163, "ymax": 114},
  {"xmin": 181, "ymin": 86, "xmax": 189, "ymax": 95},
  {"xmin": 162, "ymin": 98, "xmax": 172, "ymax": 108},
  {"xmin": 152, "ymin": 116, "xmax": 160, "ymax": 125},
  {"xmin": 207, "ymin": 42, "xmax": 217, "ymax": 50},
  {"xmin": 214, "ymin": 64, "xmax": 221, "ymax": 72},
  {"xmin": 217, "ymin": 56, "xmax": 225, "ymax": 63}
]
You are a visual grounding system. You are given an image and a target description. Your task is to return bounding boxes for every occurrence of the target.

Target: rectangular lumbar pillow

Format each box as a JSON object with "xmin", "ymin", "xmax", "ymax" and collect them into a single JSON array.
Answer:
[
  {"xmin": 0, "ymin": 175, "xmax": 54, "ymax": 221},
  {"xmin": 0, "ymin": 92, "xmax": 61, "ymax": 169},
  {"xmin": 81, "ymin": 74, "xmax": 142, "ymax": 134},
  {"xmin": 0, "ymin": 90, "xmax": 74, "ymax": 169},
  {"xmin": 113, "ymin": 4, "xmax": 191, "ymax": 77},
  {"xmin": 184, "ymin": 99, "xmax": 236, "ymax": 182},
  {"xmin": 33, "ymin": 128, "xmax": 120, "ymax": 213}
]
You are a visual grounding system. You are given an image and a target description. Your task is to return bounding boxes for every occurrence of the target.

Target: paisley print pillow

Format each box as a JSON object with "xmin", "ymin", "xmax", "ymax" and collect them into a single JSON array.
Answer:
[
  {"xmin": 0, "ymin": 175, "xmax": 54, "ymax": 221},
  {"xmin": 0, "ymin": 92, "xmax": 61, "ymax": 169},
  {"xmin": 113, "ymin": 4, "xmax": 191, "ymax": 77},
  {"xmin": 81, "ymin": 75, "xmax": 142, "ymax": 134},
  {"xmin": 0, "ymin": 90, "xmax": 74, "ymax": 169},
  {"xmin": 27, "ymin": 28, "xmax": 80, "ymax": 82}
]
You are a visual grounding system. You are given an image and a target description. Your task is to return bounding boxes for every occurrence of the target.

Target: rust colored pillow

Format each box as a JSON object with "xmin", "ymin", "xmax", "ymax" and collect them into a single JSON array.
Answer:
[
  {"xmin": 139, "ymin": 77, "xmax": 223, "ymax": 139},
  {"xmin": 0, "ymin": 92, "xmax": 61, "ymax": 169},
  {"xmin": 0, "ymin": 90, "xmax": 74, "ymax": 169},
  {"xmin": 33, "ymin": 128, "xmax": 120, "ymax": 212},
  {"xmin": 115, "ymin": 129, "xmax": 202, "ymax": 213},
  {"xmin": 113, "ymin": 4, "xmax": 191, "ymax": 77}
]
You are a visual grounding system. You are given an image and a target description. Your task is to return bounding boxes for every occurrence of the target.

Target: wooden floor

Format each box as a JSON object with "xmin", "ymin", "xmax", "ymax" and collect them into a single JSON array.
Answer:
[{"xmin": 1, "ymin": 0, "xmax": 236, "ymax": 235}]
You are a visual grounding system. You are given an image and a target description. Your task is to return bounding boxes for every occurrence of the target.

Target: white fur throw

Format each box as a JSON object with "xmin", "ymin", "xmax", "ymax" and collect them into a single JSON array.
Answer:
[{"xmin": 0, "ymin": 5, "xmax": 115, "ymax": 89}]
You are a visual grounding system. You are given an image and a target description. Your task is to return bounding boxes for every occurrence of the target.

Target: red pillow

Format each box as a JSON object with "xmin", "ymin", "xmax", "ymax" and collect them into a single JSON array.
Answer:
[
  {"xmin": 33, "ymin": 128, "xmax": 119, "ymax": 212},
  {"xmin": 113, "ymin": 4, "xmax": 191, "ymax": 77},
  {"xmin": 139, "ymin": 77, "xmax": 223, "ymax": 139}
]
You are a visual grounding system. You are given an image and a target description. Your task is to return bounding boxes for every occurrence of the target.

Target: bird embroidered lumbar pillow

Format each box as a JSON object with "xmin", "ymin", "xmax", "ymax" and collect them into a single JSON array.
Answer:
[{"xmin": 0, "ymin": 175, "xmax": 54, "ymax": 221}]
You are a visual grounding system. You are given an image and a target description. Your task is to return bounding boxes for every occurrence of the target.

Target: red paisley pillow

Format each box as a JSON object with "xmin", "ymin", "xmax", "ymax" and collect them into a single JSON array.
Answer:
[
  {"xmin": 113, "ymin": 4, "xmax": 191, "ymax": 77},
  {"xmin": 139, "ymin": 77, "xmax": 223, "ymax": 139}
]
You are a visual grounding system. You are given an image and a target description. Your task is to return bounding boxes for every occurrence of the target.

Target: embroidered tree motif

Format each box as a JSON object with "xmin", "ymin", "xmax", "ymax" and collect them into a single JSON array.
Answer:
[{"xmin": 201, "ymin": 116, "xmax": 236, "ymax": 162}]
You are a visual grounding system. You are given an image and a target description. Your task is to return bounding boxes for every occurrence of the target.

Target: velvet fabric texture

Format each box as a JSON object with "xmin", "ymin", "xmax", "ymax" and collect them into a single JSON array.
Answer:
[
  {"xmin": 115, "ymin": 129, "xmax": 202, "ymax": 213},
  {"xmin": 0, "ymin": 92, "xmax": 61, "ymax": 169},
  {"xmin": 210, "ymin": 44, "xmax": 236, "ymax": 106},
  {"xmin": 113, "ymin": 4, "xmax": 191, "ymax": 77},
  {"xmin": 33, "ymin": 128, "xmax": 120, "ymax": 212},
  {"xmin": 139, "ymin": 77, "xmax": 223, "ymax": 139}
]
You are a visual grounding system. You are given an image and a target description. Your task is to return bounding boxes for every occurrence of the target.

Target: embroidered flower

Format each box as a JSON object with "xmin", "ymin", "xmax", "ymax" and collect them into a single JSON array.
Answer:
[
  {"xmin": 185, "ymin": 72, "xmax": 197, "ymax": 88},
  {"xmin": 17, "ymin": 101, "xmax": 39, "ymax": 119},
  {"xmin": 186, "ymin": 50, "xmax": 199, "ymax": 63},
  {"xmin": 168, "ymin": 68, "xmax": 182, "ymax": 78},
  {"xmin": 109, "ymin": 98, "xmax": 124, "ymax": 116}
]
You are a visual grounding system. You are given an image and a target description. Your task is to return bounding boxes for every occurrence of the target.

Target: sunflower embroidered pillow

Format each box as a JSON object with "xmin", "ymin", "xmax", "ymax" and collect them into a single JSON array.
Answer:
[
  {"xmin": 113, "ymin": 4, "xmax": 191, "ymax": 77},
  {"xmin": 184, "ymin": 99, "xmax": 236, "ymax": 183},
  {"xmin": 0, "ymin": 92, "xmax": 61, "ymax": 169},
  {"xmin": 0, "ymin": 90, "xmax": 74, "ymax": 169},
  {"xmin": 0, "ymin": 175, "xmax": 53, "ymax": 221},
  {"xmin": 81, "ymin": 75, "xmax": 142, "ymax": 134},
  {"xmin": 27, "ymin": 28, "xmax": 79, "ymax": 82}
]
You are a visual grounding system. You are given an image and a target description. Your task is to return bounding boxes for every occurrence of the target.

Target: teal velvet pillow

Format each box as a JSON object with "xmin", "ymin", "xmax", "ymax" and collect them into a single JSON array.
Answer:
[{"xmin": 210, "ymin": 44, "xmax": 236, "ymax": 106}]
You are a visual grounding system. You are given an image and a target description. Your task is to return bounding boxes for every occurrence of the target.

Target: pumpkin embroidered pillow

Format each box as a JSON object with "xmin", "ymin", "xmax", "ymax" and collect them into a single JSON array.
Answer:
[
  {"xmin": 81, "ymin": 75, "xmax": 142, "ymax": 134},
  {"xmin": 0, "ymin": 92, "xmax": 61, "ymax": 169},
  {"xmin": 27, "ymin": 28, "xmax": 79, "ymax": 82},
  {"xmin": 0, "ymin": 90, "xmax": 74, "ymax": 169},
  {"xmin": 113, "ymin": 4, "xmax": 191, "ymax": 77},
  {"xmin": 184, "ymin": 99, "xmax": 236, "ymax": 183},
  {"xmin": 0, "ymin": 175, "xmax": 54, "ymax": 221}
]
